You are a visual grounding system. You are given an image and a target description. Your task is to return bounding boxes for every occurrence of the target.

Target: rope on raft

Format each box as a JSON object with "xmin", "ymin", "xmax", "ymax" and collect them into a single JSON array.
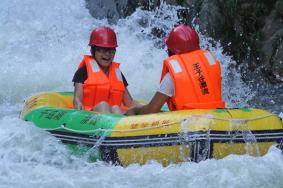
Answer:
[{"xmin": 41, "ymin": 113, "xmax": 277, "ymax": 134}]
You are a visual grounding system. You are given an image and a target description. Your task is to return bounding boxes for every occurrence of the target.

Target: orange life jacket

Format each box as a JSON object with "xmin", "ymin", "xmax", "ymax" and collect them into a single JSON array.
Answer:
[
  {"xmin": 78, "ymin": 55, "xmax": 125, "ymax": 111},
  {"xmin": 160, "ymin": 49, "xmax": 225, "ymax": 110}
]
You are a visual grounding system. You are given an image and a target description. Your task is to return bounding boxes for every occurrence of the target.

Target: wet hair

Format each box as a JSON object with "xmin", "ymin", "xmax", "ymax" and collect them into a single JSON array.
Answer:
[{"xmin": 167, "ymin": 49, "xmax": 175, "ymax": 57}]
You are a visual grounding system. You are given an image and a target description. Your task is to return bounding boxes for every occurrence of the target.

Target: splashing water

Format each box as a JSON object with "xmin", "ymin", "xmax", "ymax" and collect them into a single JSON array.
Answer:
[{"xmin": 1, "ymin": 0, "xmax": 283, "ymax": 187}]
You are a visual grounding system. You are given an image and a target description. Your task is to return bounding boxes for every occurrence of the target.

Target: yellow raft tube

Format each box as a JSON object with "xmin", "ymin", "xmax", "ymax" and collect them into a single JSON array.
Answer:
[{"xmin": 20, "ymin": 92, "xmax": 283, "ymax": 166}]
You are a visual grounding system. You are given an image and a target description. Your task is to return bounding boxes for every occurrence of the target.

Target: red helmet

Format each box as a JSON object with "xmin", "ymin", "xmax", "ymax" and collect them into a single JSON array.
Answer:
[
  {"xmin": 165, "ymin": 25, "xmax": 200, "ymax": 54},
  {"xmin": 89, "ymin": 26, "xmax": 117, "ymax": 47}
]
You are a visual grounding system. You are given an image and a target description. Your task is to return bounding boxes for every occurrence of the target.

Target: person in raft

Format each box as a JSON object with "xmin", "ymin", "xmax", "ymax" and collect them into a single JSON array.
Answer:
[
  {"xmin": 72, "ymin": 26, "xmax": 139, "ymax": 114},
  {"xmin": 125, "ymin": 24, "xmax": 225, "ymax": 115}
]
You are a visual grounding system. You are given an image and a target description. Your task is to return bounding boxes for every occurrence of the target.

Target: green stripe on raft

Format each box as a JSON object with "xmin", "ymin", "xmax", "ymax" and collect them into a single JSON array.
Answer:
[{"xmin": 24, "ymin": 107, "xmax": 124, "ymax": 137}]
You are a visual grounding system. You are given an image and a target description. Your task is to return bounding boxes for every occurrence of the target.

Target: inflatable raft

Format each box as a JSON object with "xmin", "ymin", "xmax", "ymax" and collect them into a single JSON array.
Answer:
[{"xmin": 20, "ymin": 92, "xmax": 283, "ymax": 166}]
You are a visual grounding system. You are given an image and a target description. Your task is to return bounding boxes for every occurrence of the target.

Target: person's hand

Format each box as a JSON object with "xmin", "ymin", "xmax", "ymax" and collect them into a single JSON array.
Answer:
[{"xmin": 124, "ymin": 107, "xmax": 136, "ymax": 116}]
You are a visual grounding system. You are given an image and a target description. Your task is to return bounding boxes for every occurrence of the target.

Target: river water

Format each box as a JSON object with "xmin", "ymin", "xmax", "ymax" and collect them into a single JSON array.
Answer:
[{"xmin": 1, "ymin": 0, "xmax": 283, "ymax": 187}]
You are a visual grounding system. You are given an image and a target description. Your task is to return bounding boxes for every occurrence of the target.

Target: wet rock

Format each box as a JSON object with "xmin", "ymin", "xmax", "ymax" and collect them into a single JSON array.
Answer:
[
  {"xmin": 85, "ymin": 0, "xmax": 127, "ymax": 23},
  {"xmin": 260, "ymin": 3, "xmax": 283, "ymax": 83},
  {"xmin": 276, "ymin": 0, "xmax": 283, "ymax": 17}
]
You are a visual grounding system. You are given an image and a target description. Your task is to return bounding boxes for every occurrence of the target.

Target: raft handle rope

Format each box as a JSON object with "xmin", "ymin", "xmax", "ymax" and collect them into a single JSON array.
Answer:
[{"xmin": 42, "ymin": 113, "xmax": 278, "ymax": 134}]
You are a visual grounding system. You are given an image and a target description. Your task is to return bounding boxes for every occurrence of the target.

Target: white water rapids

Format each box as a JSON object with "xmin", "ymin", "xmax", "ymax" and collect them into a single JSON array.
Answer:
[{"xmin": 0, "ymin": 0, "xmax": 283, "ymax": 187}]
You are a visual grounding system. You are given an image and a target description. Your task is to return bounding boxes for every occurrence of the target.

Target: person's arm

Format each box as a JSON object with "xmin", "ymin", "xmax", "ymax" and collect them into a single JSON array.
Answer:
[
  {"xmin": 122, "ymin": 88, "xmax": 141, "ymax": 108},
  {"xmin": 125, "ymin": 92, "xmax": 169, "ymax": 115},
  {"xmin": 73, "ymin": 83, "xmax": 84, "ymax": 110},
  {"xmin": 125, "ymin": 72, "xmax": 174, "ymax": 115},
  {"xmin": 72, "ymin": 65, "xmax": 87, "ymax": 110}
]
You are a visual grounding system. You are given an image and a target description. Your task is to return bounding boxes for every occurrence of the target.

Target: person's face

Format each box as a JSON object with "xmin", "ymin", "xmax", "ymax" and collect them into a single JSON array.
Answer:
[{"xmin": 94, "ymin": 47, "xmax": 116, "ymax": 69}]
